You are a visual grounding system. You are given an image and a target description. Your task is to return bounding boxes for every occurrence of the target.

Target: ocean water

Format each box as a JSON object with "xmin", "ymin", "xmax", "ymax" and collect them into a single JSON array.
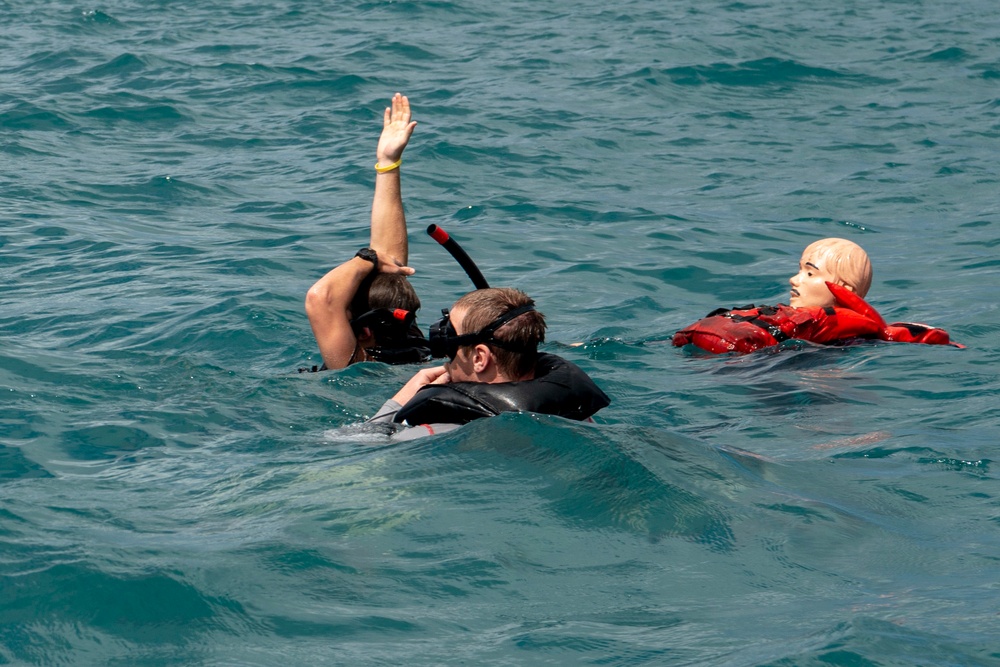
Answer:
[{"xmin": 2, "ymin": 0, "xmax": 1000, "ymax": 664}]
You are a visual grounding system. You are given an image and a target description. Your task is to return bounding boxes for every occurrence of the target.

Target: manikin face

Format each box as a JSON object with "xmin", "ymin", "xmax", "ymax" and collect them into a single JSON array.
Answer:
[{"xmin": 788, "ymin": 250, "xmax": 842, "ymax": 308}]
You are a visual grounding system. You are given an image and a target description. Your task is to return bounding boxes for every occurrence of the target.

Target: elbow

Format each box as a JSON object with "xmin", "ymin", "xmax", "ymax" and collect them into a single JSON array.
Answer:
[{"xmin": 305, "ymin": 284, "xmax": 329, "ymax": 319}]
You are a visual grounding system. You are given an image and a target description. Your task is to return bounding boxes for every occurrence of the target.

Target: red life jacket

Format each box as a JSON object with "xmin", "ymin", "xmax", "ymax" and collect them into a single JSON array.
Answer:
[
  {"xmin": 672, "ymin": 282, "xmax": 958, "ymax": 354},
  {"xmin": 828, "ymin": 283, "xmax": 958, "ymax": 347}
]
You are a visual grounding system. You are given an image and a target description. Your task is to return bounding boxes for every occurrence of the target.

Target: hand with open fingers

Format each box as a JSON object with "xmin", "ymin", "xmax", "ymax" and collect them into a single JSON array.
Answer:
[{"xmin": 376, "ymin": 93, "xmax": 417, "ymax": 166}]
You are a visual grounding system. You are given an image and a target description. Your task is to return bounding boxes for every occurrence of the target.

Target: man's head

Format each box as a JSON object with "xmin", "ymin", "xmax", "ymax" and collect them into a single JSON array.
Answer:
[
  {"xmin": 445, "ymin": 287, "xmax": 547, "ymax": 383},
  {"xmin": 789, "ymin": 238, "xmax": 872, "ymax": 308},
  {"xmin": 351, "ymin": 273, "xmax": 421, "ymax": 344}
]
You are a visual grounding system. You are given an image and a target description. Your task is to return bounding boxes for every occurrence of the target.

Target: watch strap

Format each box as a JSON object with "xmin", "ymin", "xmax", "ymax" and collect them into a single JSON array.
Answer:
[{"xmin": 354, "ymin": 247, "xmax": 378, "ymax": 269}]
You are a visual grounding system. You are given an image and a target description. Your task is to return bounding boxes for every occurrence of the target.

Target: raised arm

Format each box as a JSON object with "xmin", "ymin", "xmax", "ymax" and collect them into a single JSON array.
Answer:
[
  {"xmin": 304, "ymin": 94, "xmax": 418, "ymax": 371},
  {"xmin": 370, "ymin": 93, "xmax": 417, "ymax": 265}
]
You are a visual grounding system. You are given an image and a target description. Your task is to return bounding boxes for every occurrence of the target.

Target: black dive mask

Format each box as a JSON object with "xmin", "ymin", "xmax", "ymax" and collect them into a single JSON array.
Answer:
[
  {"xmin": 428, "ymin": 304, "xmax": 538, "ymax": 361},
  {"xmin": 352, "ymin": 308, "xmax": 432, "ymax": 365},
  {"xmin": 350, "ymin": 308, "xmax": 415, "ymax": 341}
]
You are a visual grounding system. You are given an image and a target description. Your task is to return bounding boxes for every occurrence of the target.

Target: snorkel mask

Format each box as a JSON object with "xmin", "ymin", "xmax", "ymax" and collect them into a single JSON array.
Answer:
[
  {"xmin": 351, "ymin": 308, "xmax": 431, "ymax": 363},
  {"xmin": 350, "ymin": 307, "xmax": 415, "ymax": 339},
  {"xmin": 428, "ymin": 304, "xmax": 538, "ymax": 360},
  {"xmin": 426, "ymin": 224, "xmax": 543, "ymax": 360}
]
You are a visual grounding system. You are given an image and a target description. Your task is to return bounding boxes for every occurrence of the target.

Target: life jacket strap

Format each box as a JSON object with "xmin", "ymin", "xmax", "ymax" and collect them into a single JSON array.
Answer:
[{"xmin": 725, "ymin": 311, "xmax": 789, "ymax": 343}]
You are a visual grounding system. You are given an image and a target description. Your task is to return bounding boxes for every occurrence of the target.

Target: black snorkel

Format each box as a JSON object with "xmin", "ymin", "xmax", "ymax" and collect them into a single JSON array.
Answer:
[
  {"xmin": 427, "ymin": 224, "xmax": 490, "ymax": 290},
  {"xmin": 426, "ymin": 224, "xmax": 490, "ymax": 358}
]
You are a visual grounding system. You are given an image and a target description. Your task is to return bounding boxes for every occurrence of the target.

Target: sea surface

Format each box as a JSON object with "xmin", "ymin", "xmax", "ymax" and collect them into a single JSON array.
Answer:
[{"xmin": 2, "ymin": 0, "xmax": 999, "ymax": 664}]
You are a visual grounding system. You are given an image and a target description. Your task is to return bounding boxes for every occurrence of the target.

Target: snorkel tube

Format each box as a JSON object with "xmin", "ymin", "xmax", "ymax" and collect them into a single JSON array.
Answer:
[
  {"xmin": 426, "ymin": 224, "xmax": 490, "ymax": 290},
  {"xmin": 426, "ymin": 224, "xmax": 490, "ymax": 358}
]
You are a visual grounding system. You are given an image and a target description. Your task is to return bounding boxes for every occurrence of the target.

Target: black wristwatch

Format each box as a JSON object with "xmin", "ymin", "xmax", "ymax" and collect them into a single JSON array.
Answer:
[{"xmin": 354, "ymin": 247, "xmax": 378, "ymax": 270}]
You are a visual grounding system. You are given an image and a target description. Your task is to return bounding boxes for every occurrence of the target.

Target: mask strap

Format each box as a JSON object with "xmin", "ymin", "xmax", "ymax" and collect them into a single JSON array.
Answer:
[{"xmin": 449, "ymin": 304, "xmax": 536, "ymax": 349}]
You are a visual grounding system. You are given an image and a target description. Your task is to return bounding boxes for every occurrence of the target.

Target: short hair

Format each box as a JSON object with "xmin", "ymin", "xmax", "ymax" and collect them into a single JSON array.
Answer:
[
  {"xmin": 453, "ymin": 287, "xmax": 547, "ymax": 378},
  {"xmin": 350, "ymin": 273, "xmax": 421, "ymax": 340},
  {"xmin": 802, "ymin": 238, "xmax": 873, "ymax": 298}
]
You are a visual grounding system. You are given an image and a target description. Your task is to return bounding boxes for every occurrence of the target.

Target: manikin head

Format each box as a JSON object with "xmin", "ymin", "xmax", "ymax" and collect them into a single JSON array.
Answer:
[
  {"xmin": 789, "ymin": 238, "xmax": 872, "ymax": 309},
  {"xmin": 445, "ymin": 287, "xmax": 547, "ymax": 384}
]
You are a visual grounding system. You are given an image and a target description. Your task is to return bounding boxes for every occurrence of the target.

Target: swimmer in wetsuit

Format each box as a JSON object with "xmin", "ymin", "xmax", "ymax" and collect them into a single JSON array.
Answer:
[
  {"xmin": 673, "ymin": 237, "xmax": 957, "ymax": 354},
  {"xmin": 305, "ymin": 93, "xmax": 425, "ymax": 370}
]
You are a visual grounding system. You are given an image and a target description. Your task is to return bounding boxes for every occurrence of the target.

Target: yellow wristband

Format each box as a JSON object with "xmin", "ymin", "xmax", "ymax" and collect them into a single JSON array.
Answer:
[{"xmin": 374, "ymin": 158, "xmax": 402, "ymax": 173}]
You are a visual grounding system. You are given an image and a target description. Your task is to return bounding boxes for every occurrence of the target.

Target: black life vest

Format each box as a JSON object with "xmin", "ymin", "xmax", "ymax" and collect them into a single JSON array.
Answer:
[{"xmin": 393, "ymin": 353, "xmax": 610, "ymax": 426}]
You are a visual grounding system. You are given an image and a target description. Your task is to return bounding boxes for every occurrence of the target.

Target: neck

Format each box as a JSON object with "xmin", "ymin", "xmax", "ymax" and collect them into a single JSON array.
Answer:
[
  {"xmin": 487, "ymin": 367, "xmax": 535, "ymax": 384},
  {"xmin": 352, "ymin": 340, "xmax": 371, "ymax": 364}
]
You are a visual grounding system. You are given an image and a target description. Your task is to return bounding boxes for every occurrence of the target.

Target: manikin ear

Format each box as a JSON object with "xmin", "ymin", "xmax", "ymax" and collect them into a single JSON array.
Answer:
[
  {"xmin": 357, "ymin": 327, "xmax": 374, "ymax": 343},
  {"xmin": 472, "ymin": 344, "xmax": 492, "ymax": 374},
  {"xmin": 838, "ymin": 282, "xmax": 855, "ymax": 293}
]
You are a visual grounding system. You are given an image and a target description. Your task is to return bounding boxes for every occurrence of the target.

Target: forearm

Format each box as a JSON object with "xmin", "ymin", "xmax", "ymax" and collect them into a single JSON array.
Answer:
[
  {"xmin": 369, "ymin": 93, "xmax": 416, "ymax": 265},
  {"xmin": 370, "ymin": 169, "xmax": 408, "ymax": 265},
  {"xmin": 368, "ymin": 398, "xmax": 403, "ymax": 423},
  {"xmin": 306, "ymin": 256, "xmax": 375, "ymax": 314}
]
